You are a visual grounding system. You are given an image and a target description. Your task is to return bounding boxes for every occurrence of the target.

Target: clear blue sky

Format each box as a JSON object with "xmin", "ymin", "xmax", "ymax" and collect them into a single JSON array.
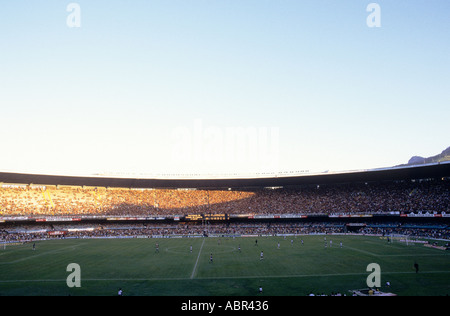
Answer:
[{"xmin": 1, "ymin": 0, "xmax": 449, "ymax": 177}]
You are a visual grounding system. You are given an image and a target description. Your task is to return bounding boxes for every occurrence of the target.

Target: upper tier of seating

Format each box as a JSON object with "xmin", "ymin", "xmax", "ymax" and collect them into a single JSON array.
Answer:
[{"xmin": 1, "ymin": 179, "xmax": 449, "ymax": 216}]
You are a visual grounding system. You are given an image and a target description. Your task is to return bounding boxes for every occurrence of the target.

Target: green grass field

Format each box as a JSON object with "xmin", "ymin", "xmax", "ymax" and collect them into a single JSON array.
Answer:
[{"xmin": 1, "ymin": 235, "xmax": 449, "ymax": 296}]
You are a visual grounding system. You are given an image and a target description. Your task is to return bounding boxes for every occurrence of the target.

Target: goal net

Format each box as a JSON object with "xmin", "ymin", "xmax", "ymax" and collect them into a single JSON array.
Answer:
[{"xmin": 387, "ymin": 234, "xmax": 415, "ymax": 246}]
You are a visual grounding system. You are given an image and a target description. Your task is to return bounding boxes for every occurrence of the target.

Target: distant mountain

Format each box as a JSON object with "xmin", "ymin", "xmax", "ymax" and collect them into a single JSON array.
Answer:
[{"xmin": 405, "ymin": 146, "xmax": 450, "ymax": 166}]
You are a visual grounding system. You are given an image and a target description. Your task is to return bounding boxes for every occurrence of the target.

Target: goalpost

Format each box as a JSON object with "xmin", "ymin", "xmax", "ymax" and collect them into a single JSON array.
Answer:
[{"xmin": 387, "ymin": 234, "xmax": 415, "ymax": 246}]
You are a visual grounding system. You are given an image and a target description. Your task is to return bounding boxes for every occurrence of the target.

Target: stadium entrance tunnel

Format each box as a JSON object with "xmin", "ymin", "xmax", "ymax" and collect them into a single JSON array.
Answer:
[{"xmin": 345, "ymin": 223, "xmax": 367, "ymax": 233}]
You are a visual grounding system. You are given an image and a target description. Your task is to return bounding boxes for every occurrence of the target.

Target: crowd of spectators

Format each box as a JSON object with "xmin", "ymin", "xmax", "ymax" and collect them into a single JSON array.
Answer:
[
  {"xmin": 360, "ymin": 224, "xmax": 450, "ymax": 240},
  {"xmin": 1, "ymin": 221, "xmax": 449, "ymax": 243},
  {"xmin": 0, "ymin": 179, "xmax": 449, "ymax": 217}
]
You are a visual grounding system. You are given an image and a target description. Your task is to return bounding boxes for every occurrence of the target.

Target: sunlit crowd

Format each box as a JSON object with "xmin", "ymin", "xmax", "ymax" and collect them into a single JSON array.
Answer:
[{"xmin": 0, "ymin": 179, "xmax": 449, "ymax": 216}]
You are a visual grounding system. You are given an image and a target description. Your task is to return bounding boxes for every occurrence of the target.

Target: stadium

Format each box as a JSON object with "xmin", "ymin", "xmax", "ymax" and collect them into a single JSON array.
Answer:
[
  {"xmin": 2, "ymin": 1, "xmax": 450, "ymax": 301},
  {"xmin": 1, "ymin": 162, "xmax": 449, "ymax": 296}
]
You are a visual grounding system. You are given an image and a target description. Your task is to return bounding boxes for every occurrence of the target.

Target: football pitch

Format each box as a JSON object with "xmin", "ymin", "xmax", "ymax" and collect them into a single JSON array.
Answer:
[{"xmin": 0, "ymin": 235, "xmax": 449, "ymax": 296}]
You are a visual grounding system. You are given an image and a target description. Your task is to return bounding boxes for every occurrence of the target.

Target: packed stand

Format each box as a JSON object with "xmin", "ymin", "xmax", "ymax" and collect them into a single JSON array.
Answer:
[
  {"xmin": 0, "ymin": 179, "xmax": 449, "ymax": 216},
  {"xmin": 1, "ymin": 221, "xmax": 450, "ymax": 243}
]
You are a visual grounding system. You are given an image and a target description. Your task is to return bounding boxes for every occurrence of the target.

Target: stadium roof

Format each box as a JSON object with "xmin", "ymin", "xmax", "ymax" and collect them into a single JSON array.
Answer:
[{"xmin": 1, "ymin": 162, "xmax": 449, "ymax": 190}]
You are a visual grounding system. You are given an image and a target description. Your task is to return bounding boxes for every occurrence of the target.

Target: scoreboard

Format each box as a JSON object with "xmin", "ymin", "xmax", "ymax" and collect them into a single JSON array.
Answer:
[
  {"xmin": 184, "ymin": 214, "xmax": 228, "ymax": 221},
  {"xmin": 205, "ymin": 214, "xmax": 227, "ymax": 221},
  {"xmin": 184, "ymin": 214, "xmax": 203, "ymax": 221}
]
